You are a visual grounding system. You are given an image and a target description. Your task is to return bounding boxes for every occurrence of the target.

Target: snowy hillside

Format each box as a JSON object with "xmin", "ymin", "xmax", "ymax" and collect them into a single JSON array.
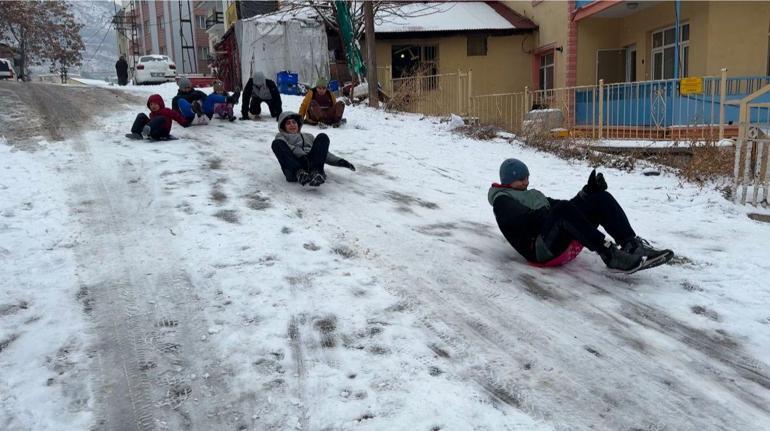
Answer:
[
  {"xmin": 1, "ymin": 81, "xmax": 770, "ymax": 430},
  {"xmin": 70, "ymin": 0, "xmax": 118, "ymax": 79}
]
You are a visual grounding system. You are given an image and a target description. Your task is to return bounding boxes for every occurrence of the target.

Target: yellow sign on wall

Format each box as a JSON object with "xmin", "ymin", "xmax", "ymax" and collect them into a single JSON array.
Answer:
[{"xmin": 680, "ymin": 77, "xmax": 703, "ymax": 95}]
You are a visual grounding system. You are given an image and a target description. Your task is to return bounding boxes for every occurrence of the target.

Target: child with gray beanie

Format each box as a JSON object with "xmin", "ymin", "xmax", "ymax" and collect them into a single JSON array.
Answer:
[
  {"xmin": 171, "ymin": 77, "xmax": 209, "ymax": 124},
  {"xmin": 488, "ymin": 158, "xmax": 673, "ymax": 274}
]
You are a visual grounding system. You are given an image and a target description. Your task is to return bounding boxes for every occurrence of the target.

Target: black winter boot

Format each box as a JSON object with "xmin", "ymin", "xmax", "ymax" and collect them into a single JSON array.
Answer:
[
  {"xmin": 622, "ymin": 237, "xmax": 673, "ymax": 268},
  {"xmin": 598, "ymin": 240, "xmax": 644, "ymax": 272},
  {"xmin": 296, "ymin": 169, "xmax": 311, "ymax": 186},
  {"xmin": 308, "ymin": 170, "xmax": 325, "ymax": 187}
]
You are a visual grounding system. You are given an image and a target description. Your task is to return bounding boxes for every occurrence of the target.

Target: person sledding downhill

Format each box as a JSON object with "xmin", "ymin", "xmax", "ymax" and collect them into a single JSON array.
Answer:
[
  {"xmin": 172, "ymin": 77, "xmax": 209, "ymax": 125},
  {"xmin": 489, "ymin": 159, "xmax": 674, "ymax": 274},
  {"xmin": 207, "ymin": 80, "xmax": 240, "ymax": 122},
  {"xmin": 298, "ymin": 77, "xmax": 346, "ymax": 128},
  {"xmin": 126, "ymin": 94, "xmax": 188, "ymax": 140},
  {"xmin": 271, "ymin": 111, "xmax": 356, "ymax": 187}
]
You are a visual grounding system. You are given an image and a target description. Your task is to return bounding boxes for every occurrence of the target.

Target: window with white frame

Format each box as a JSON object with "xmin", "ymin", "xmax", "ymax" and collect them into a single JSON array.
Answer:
[
  {"xmin": 539, "ymin": 52, "xmax": 554, "ymax": 90},
  {"xmin": 651, "ymin": 23, "xmax": 689, "ymax": 80},
  {"xmin": 197, "ymin": 15, "xmax": 206, "ymax": 29},
  {"xmin": 199, "ymin": 46, "xmax": 209, "ymax": 60}
]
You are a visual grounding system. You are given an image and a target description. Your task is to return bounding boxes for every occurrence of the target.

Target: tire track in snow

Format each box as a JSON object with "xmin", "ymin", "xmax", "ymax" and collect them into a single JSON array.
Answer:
[
  {"xmin": 70, "ymin": 135, "xmax": 255, "ymax": 430},
  {"xmin": 237, "ymin": 163, "xmax": 769, "ymax": 430}
]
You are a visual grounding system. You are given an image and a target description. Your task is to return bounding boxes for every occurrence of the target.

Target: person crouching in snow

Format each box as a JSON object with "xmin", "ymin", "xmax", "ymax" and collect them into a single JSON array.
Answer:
[
  {"xmin": 205, "ymin": 80, "xmax": 240, "ymax": 122},
  {"xmin": 172, "ymin": 77, "xmax": 209, "ymax": 125},
  {"xmin": 298, "ymin": 77, "xmax": 345, "ymax": 127},
  {"xmin": 240, "ymin": 71, "xmax": 282, "ymax": 120},
  {"xmin": 128, "ymin": 94, "xmax": 188, "ymax": 140},
  {"xmin": 271, "ymin": 111, "xmax": 355, "ymax": 187},
  {"xmin": 488, "ymin": 158, "xmax": 673, "ymax": 274}
]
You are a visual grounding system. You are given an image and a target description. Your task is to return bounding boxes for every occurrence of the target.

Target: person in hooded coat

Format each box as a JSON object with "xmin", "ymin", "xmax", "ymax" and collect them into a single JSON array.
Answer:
[
  {"xmin": 115, "ymin": 55, "xmax": 129, "ymax": 86},
  {"xmin": 128, "ymin": 94, "xmax": 189, "ymax": 140},
  {"xmin": 240, "ymin": 71, "xmax": 282, "ymax": 120},
  {"xmin": 271, "ymin": 111, "xmax": 355, "ymax": 187}
]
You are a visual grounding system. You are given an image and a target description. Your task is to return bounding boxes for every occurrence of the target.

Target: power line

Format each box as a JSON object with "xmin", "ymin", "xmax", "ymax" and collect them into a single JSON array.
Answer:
[{"xmin": 86, "ymin": 23, "xmax": 113, "ymax": 64}]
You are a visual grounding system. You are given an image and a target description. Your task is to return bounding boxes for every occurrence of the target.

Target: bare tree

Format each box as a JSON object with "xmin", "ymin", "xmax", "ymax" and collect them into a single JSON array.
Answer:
[{"xmin": 0, "ymin": 1, "xmax": 84, "ymax": 81}]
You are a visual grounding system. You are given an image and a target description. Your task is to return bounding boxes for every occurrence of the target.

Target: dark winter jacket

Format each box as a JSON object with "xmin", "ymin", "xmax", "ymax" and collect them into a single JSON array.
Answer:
[
  {"xmin": 147, "ymin": 94, "xmax": 189, "ymax": 135},
  {"xmin": 488, "ymin": 185, "xmax": 558, "ymax": 262},
  {"xmin": 241, "ymin": 76, "xmax": 282, "ymax": 117},
  {"xmin": 273, "ymin": 111, "xmax": 344, "ymax": 165},
  {"xmin": 115, "ymin": 58, "xmax": 128, "ymax": 77},
  {"xmin": 171, "ymin": 88, "xmax": 208, "ymax": 113}
]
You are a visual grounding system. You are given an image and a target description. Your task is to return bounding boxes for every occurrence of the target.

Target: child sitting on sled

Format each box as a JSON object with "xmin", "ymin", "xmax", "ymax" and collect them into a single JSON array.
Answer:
[
  {"xmin": 205, "ymin": 80, "xmax": 240, "ymax": 122},
  {"xmin": 127, "ymin": 94, "xmax": 188, "ymax": 140},
  {"xmin": 488, "ymin": 159, "xmax": 673, "ymax": 274}
]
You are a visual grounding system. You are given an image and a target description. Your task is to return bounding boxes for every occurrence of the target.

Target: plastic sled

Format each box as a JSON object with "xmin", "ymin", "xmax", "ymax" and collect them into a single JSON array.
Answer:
[{"xmin": 529, "ymin": 240, "xmax": 583, "ymax": 268}]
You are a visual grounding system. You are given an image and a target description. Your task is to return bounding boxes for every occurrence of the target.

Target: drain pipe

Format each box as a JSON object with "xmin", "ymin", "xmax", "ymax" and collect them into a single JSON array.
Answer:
[{"xmin": 674, "ymin": 0, "xmax": 681, "ymax": 78}]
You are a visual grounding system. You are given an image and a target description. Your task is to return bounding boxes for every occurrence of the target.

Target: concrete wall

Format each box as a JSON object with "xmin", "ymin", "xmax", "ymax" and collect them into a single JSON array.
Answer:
[
  {"xmin": 502, "ymin": 1, "xmax": 570, "ymax": 88},
  {"xmin": 706, "ymin": 2, "xmax": 770, "ymax": 76},
  {"xmin": 373, "ymin": 33, "xmax": 531, "ymax": 95}
]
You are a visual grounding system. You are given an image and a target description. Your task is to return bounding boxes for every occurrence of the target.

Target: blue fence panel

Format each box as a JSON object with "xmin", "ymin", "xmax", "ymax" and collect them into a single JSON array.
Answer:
[
  {"xmin": 574, "ymin": 76, "xmax": 770, "ymax": 127},
  {"xmin": 575, "ymin": 0, "xmax": 594, "ymax": 9}
]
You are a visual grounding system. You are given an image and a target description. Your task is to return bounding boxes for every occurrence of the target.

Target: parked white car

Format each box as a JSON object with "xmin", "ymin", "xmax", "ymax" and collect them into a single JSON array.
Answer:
[
  {"xmin": 133, "ymin": 55, "xmax": 176, "ymax": 85},
  {"xmin": 0, "ymin": 58, "xmax": 16, "ymax": 80}
]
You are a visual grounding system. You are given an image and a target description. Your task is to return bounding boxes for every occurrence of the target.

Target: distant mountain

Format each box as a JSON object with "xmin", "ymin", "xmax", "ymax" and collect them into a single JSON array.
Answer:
[{"xmin": 69, "ymin": 0, "xmax": 119, "ymax": 79}]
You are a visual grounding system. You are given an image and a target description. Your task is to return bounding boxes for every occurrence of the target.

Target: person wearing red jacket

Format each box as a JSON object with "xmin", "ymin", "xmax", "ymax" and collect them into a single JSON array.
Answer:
[{"xmin": 128, "ymin": 94, "xmax": 189, "ymax": 140}]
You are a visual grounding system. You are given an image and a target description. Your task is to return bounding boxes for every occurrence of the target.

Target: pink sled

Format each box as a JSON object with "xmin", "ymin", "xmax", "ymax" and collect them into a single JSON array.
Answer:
[{"xmin": 528, "ymin": 240, "xmax": 584, "ymax": 268}]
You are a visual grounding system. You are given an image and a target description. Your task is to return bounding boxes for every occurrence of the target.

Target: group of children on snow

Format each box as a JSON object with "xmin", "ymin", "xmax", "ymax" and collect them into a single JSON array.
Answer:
[{"xmin": 128, "ymin": 74, "xmax": 673, "ymax": 274}]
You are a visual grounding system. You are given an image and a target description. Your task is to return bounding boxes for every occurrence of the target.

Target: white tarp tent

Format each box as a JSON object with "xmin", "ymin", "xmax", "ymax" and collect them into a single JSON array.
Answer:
[{"xmin": 236, "ymin": 11, "xmax": 329, "ymax": 89}]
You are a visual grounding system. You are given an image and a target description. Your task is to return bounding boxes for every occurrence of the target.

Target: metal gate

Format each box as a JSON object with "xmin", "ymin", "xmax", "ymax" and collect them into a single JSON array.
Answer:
[{"xmin": 732, "ymin": 84, "xmax": 770, "ymax": 206}]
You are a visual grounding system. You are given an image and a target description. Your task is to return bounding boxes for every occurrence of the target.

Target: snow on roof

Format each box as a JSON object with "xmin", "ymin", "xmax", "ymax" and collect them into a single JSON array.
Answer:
[
  {"xmin": 375, "ymin": 2, "xmax": 522, "ymax": 33},
  {"xmin": 240, "ymin": 7, "xmax": 321, "ymax": 25}
]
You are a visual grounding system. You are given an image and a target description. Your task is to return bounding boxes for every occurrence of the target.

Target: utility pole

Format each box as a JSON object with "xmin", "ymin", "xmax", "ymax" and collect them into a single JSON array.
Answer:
[{"xmin": 363, "ymin": 0, "xmax": 378, "ymax": 108}]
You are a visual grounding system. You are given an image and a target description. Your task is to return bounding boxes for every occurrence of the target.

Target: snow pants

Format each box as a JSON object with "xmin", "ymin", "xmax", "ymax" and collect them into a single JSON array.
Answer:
[
  {"xmin": 176, "ymin": 98, "xmax": 198, "ymax": 123},
  {"xmin": 130, "ymin": 113, "xmax": 167, "ymax": 139},
  {"xmin": 202, "ymin": 94, "xmax": 228, "ymax": 117},
  {"xmin": 248, "ymin": 97, "xmax": 282, "ymax": 119},
  {"xmin": 271, "ymin": 134, "xmax": 330, "ymax": 182},
  {"xmin": 306, "ymin": 100, "xmax": 345, "ymax": 125},
  {"xmin": 536, "ymin": 191, "xmax": 636, "ymax": 261}
]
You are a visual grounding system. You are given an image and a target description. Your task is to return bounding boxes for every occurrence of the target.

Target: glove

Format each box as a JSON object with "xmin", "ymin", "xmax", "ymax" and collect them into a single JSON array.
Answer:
[
  {"xmin": 338, "ymin": 159, "xmax": 356, "ymax": 171},
  {"xmin": 582, "ymin": 169, "xmax": 607, "ymax": 195}
]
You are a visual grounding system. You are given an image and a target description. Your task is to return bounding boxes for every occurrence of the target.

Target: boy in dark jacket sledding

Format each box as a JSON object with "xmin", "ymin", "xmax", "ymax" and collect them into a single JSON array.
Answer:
[
  {"xmin": 240, "ymin": 71, "xmax": 282, "ymax": 120},
  {"xmin": 172, "ymin": 77, "xmax": 209, "ymax": 125},
  {"xmin": 127, "ymin": 94, "xmax": 188, "ymax": 140},
  {"xmin": 489, "ymin": 158, "xmax": 673, "ymax": 274},
  {"xmin": 271, "ymin": 111, "xmax": 355, "ymax": 187}
]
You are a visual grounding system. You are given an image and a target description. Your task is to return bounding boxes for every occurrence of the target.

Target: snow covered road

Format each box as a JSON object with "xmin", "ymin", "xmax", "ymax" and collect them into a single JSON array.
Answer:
[{"xmin": 1, "ymin": 81, "xmax": 770, "ymax": 430}]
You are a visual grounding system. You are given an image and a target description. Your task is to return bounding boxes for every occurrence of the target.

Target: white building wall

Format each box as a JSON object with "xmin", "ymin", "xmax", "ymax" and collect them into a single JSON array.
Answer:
[{"xmin": 147, "ymin": 0, "xmax": 160, "ymax": 54}]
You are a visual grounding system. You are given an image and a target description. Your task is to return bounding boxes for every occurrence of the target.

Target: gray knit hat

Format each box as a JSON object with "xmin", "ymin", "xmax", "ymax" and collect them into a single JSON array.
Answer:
[
  {"xmin": 499, "ymin": 158, "xmax": 529, "ymax": 184},
  {"xmin": 178, "ymin": 77, "xmax": 192, "ymax": 89}
]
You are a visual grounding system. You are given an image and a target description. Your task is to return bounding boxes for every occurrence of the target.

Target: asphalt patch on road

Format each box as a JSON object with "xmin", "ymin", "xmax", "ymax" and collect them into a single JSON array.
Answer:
[{"xmin": 0, "ymin": 82, "xmax": 143, "ymax": 150}]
